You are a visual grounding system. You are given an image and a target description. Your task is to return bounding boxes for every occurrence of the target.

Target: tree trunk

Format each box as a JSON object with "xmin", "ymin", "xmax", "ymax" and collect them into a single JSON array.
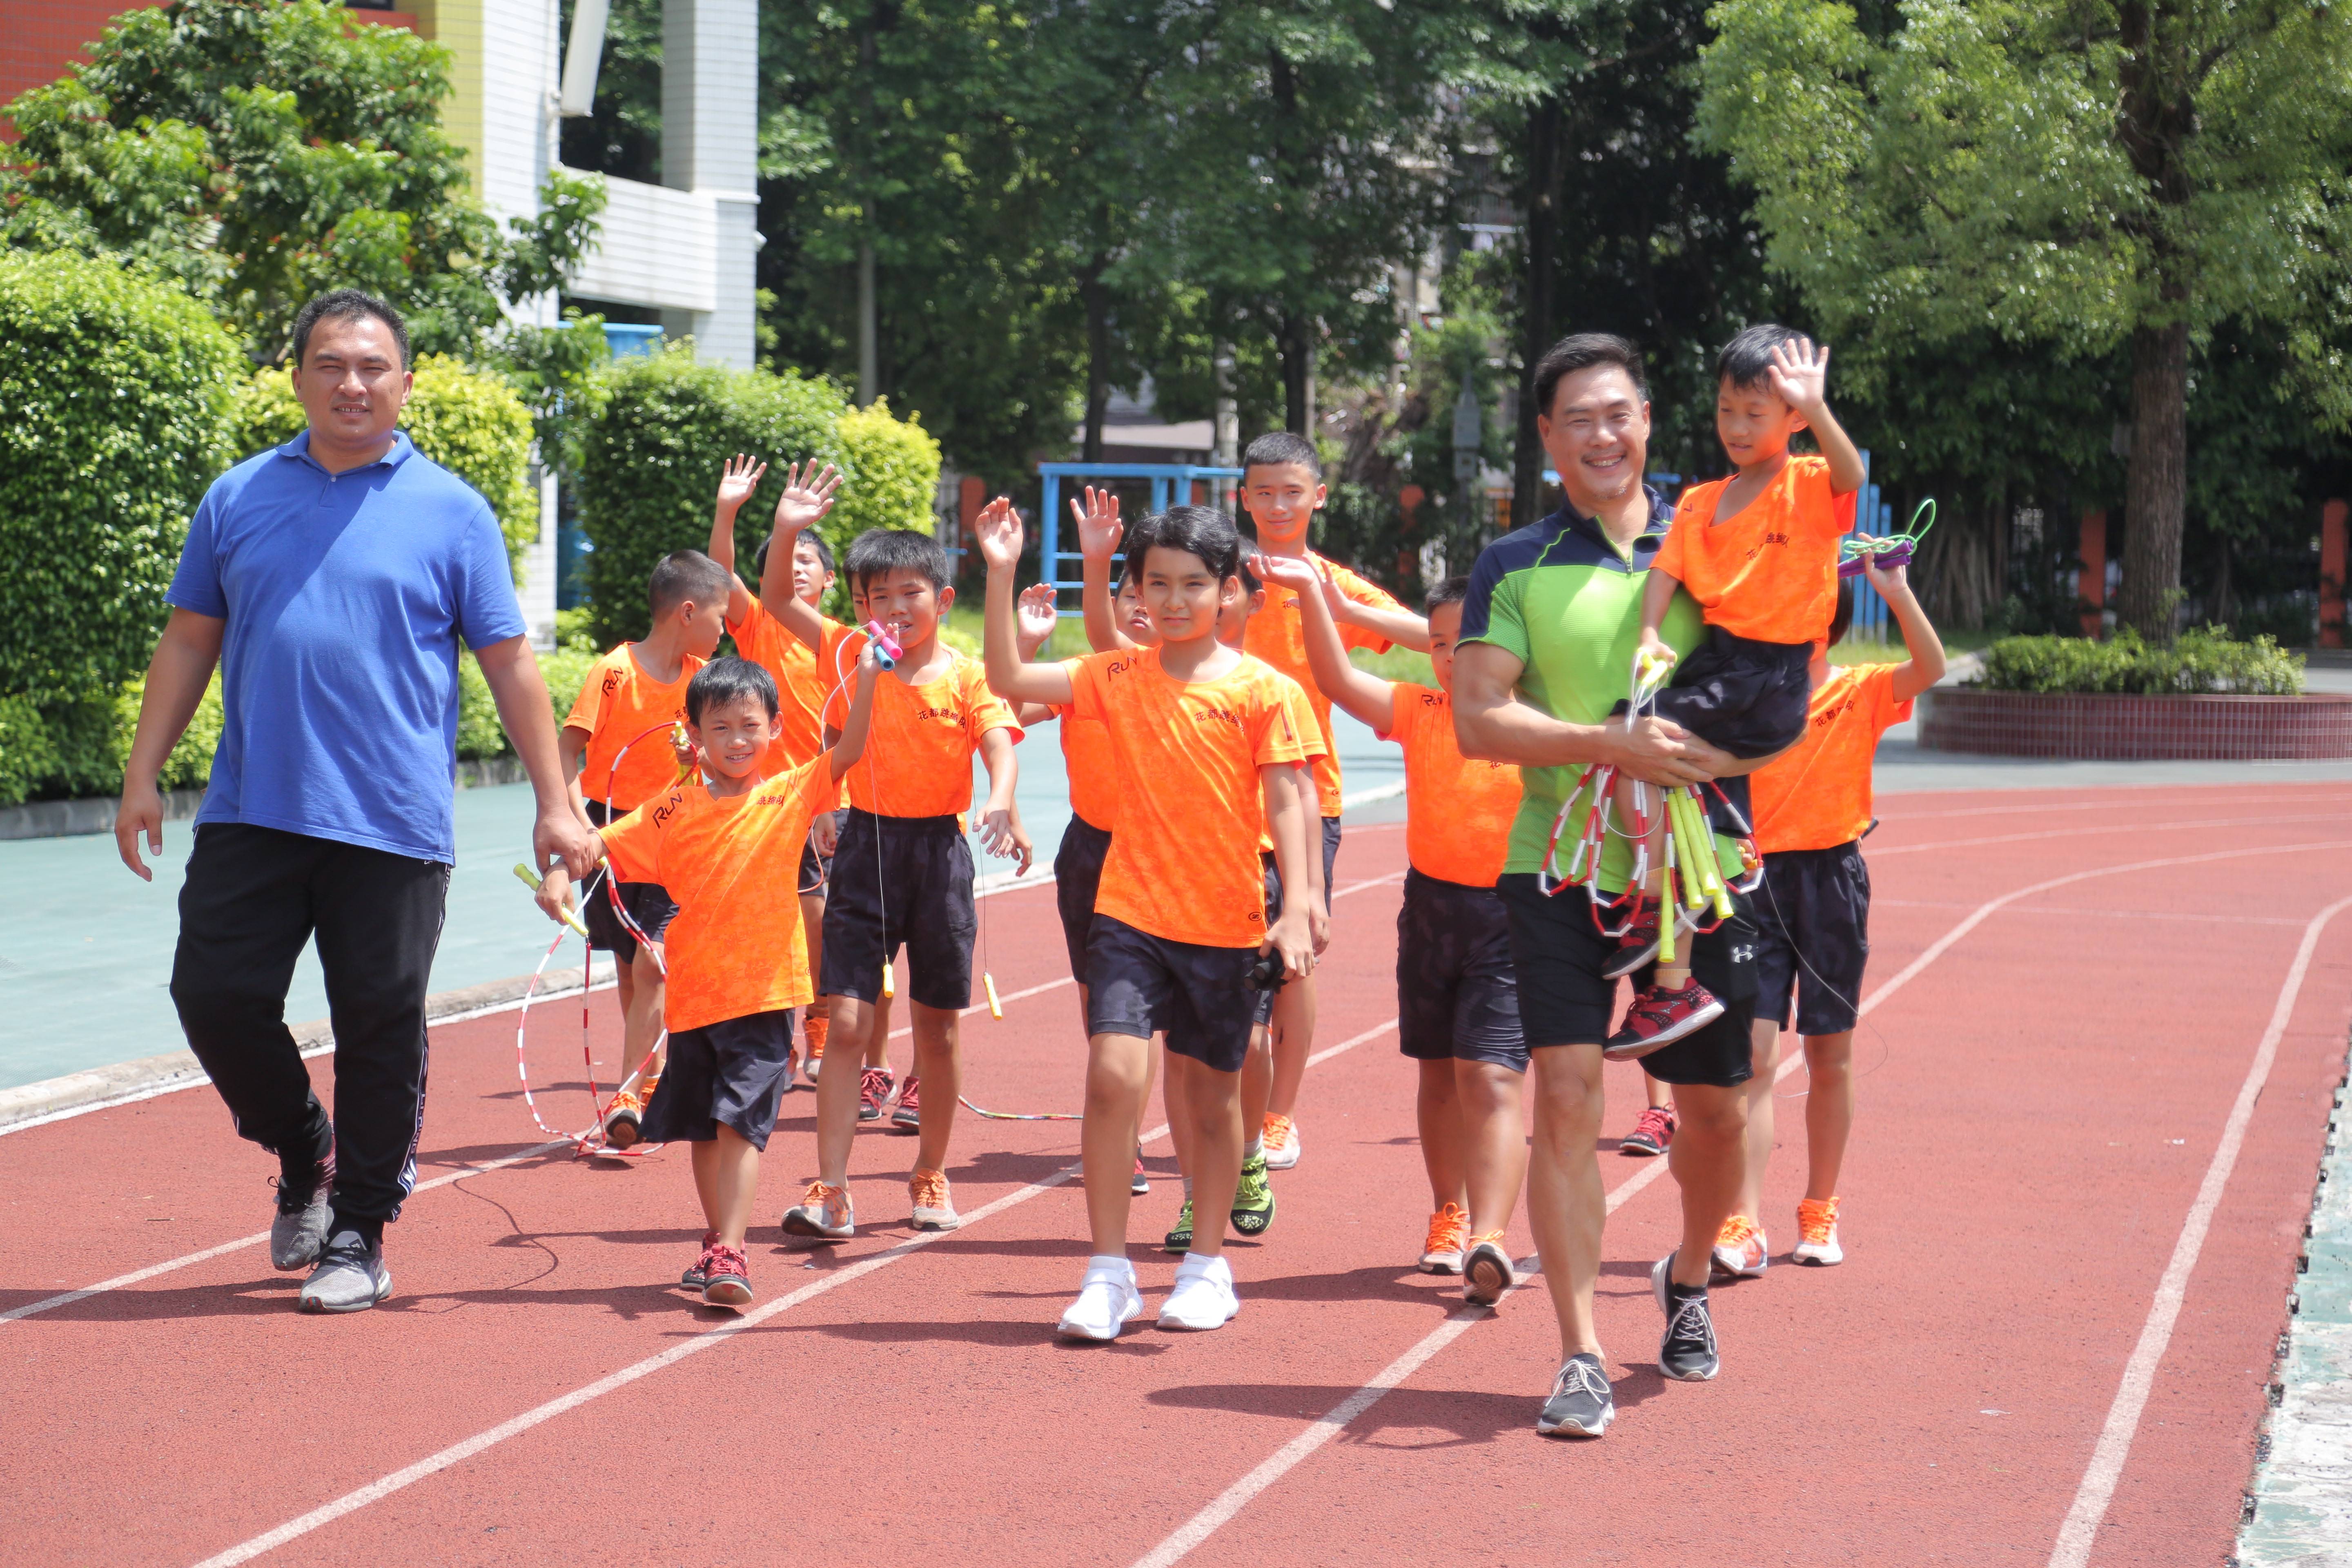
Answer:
[
  {"xmin": 856, "ymin": 213, "xmax": 879, "ymax": 407},
  {"xmin": 1080, "ymin": 255, "xmax": 1111, "ymax": 463},
  {"xmin": 1512, "ymin": 94, "xmax": 1562, "ymax": 526},
  {"xmin": 2117, "ymin": 320, "xmax": 2188, "ymax": 638},
  {"xmin": 1281, "ymin": 312, "xmax": 1315, "ymax": 435}
]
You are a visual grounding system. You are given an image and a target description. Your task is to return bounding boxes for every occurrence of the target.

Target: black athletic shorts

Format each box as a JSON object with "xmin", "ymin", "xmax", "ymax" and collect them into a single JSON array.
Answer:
[
  {"xmin": 1086, "ymin": 915, "xmax": 1260, "ymax": 1073},
  {"xmin": 639, "ymin": 1008, "xmax": 795, "ymax": 1149},
  {"xmin": 581, "ymin": 802, "xmax": 676, "ymax": 963},
  {"xmin": 1632, "ymin": 627, "xmax": 1811, "ymax": 761},
  {"xmin": 1319, "ymin": 815, "xmax": 1341, "ymax": 902},
  {"xmin": 1751, "ymin": 841, "xmax": 1870, "ymax": 1035},
  {"xmin": 1397, "ymin": 870, "xmax": 1527, "ymax": 1071},
  {"xmin": 1054, "ymin": 813, "xmax": 1113, "ymax": 982},
  {"xmin": 819, "ymin": 809, "xmax": 975, "ymax": 1009},
  {"xmin": 1252, "ymin": 854, "xmax": 1286, "ymax": 1027},
  {"xmin": 1495, "ymin": 874, "xmax": 1756, "ymax": 1087}
]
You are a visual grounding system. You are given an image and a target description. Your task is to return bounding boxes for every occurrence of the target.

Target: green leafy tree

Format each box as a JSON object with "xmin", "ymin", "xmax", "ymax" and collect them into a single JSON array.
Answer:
[
  {"xmin": 2, "ymin": 0, "xmax": 606, "ymax": 364},
  {"xmin": 1696, "ymin": 0, "xmax": 2352, "ymax": 636}
]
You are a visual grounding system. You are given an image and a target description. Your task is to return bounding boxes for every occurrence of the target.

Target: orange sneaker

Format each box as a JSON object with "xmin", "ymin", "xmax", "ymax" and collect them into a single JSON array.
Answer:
[
  {"xmin": 1419, "ymin": 1202, "xmax": 1468, "ymax": 1274},
  {"xmin": 1793, "ymin": 1197, "xmax": 1843, "ymax": 1266},
  {"xmin": 909, "ymin": 1167, "xmax": 960, "ymax": 1232},
  {"xmin": 1710, "ymin": 1214, "xmax": 1767, "ymax": 1279},
  {"xmin": 1263, "ymin": 1113, "xmax": 1300, "ymax": 1170},
  {"xmin": 781, "ymin": 1180, "xmax": 854, "ymax": 1242},
  {"xmin": 602, "ymin": 1087, "xmax": 646, "ymax": 1149}
]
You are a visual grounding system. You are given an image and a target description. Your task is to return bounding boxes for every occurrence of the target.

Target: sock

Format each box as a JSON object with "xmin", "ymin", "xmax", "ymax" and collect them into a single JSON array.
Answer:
[
  {"xmin": 1183, "ymin": 1176, "xmax": 1194, "ymax": 1200},
  {"xmin": 1243, "ymin": 1137, "xmax": 1264, "ymax": 1161}
]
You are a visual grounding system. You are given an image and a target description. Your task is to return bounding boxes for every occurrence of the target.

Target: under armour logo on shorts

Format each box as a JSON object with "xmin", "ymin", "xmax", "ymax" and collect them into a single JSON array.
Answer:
[{"xmin": 1731, "ymin": 944, "xmax": 1755, "ymax": 964}]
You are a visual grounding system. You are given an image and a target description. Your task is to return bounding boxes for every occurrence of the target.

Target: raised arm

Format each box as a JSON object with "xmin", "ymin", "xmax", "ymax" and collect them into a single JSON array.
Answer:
[
  {"xmin": 1329, "ymin": 592, "xmax": 1432, "ymax": 654},
  {"xmin": 975, "ymin": 496, "xmax": 1076, "ymax": 706},
  {"xmin": 756, "ymin": 461, "xmax": 841, "ymax": 653},
  {"xmin": 1769, "ymin": 336, "xmax": 1866, "ymax": 497},
  {"xmin": 1872, "ymin": 559, "xmax": 1948, "ymax": 703},
  {"xmin": 1254, "ymin": 553, "xmax": 1396, "ymax": 732},
  {"xmin": 1073, "ymin": 486, "xmax": 1133, "ymax": 652},
  {"xmin": 708, "ymin": 453, "xmax": 767, "ymax": 622},
  {"xmin": 114, "ymin": 607, "xmax": 225, "ymax": 881}
]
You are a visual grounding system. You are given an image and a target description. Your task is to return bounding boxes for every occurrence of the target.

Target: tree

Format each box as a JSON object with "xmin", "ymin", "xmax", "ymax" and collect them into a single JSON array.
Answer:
[
  {"xmin": 1697, "ymin": 0, "xmax": 2352, "ymax": 636},
  {"xmin": 2, "ymin": 0, "xmax": 604, "ymax": 365}
]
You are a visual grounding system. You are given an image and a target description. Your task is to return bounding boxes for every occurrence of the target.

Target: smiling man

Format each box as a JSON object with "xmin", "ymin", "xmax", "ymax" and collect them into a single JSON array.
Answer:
[
  {"xmin": 114, "ymin": 290, "xmax": 594, "ymax": 1313},
  {"xmin": 1449, "ymin": 333, "xmax": 1769, "ymax": 1438}
]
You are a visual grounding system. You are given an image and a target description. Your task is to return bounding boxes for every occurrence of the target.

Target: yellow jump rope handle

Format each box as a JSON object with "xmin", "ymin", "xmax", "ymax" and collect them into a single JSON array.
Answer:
[
  {"xmin": 882, "ymin": 961, "xmax": 896, "ymax": 1000},
  {"xmin": 1657, "ymin": 834, "xmax": 1679, "ymax": 966},
  {"xmin": 513, "ymin": 863, "xmax": 592, "ymax": 938},
  {"xmin": 1673, "ymin": 802, "xmax": 1708, "ymax": 911},
  {"xmin": 983, "ymin": 971, "xmax": 1003, "ymax": 1020}
]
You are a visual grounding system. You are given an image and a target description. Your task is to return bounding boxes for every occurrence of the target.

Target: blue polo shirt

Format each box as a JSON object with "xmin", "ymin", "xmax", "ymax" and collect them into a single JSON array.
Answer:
[{"xmin": 167, "ymin": 431, "xmax": 525, "ymax": 862}]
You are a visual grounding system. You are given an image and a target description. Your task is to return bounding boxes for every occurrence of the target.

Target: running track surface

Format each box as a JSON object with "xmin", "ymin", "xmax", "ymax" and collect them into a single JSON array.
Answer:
[{"xmin": 6, "ymin": 781, "xmax": 2349, "ymax": 1567}]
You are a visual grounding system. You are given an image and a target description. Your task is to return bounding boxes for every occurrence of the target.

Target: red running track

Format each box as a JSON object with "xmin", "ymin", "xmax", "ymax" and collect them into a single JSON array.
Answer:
[{"xmin": 4, "ymin": 781, "xmax": 2350, "ymax": 1567}]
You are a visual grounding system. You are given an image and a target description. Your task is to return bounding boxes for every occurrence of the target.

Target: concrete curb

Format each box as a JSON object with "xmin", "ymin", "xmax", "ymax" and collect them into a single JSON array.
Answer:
[{"xmin": 0, "ymin": 953, "xmax": 615, "ymax": 1135}]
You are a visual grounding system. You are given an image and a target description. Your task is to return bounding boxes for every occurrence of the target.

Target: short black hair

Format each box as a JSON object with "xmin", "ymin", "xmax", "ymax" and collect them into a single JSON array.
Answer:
[
  {"xmin": 291, "ymin": 289, "xmax": 410, "ymax": 370},
  {"xmin": 1532, "ymin": 332, "xmax": 1648, "ymax": 420},
  {"xmin": 1130, "ymin": 504, "xmax": 1241, "ymax": 584},
  {"xmin": 753, "ymin": 529, "xmax": 836, "ymax": 579},
  {"xmin": 1717, "ymin": 323, "xmax": 1799, "ymax": 392},
  {"xmin": 1241, "ymin": 431, "xmax": 1321, "ymax": 479},
  {"xmin": 843, "ymin": 528, "xmax": 950, "ymax": 593},
  {"xmin": 686, "ymin": 655, "xmax": 780, "ymax": 724},
  {"xmin": 1425, "ymin": 575, "xmax": 1471, "ymax": 611},
  {"xmin": 1237, "ymin": 554, "xmax": 1262, "ymax": 597},
  {"xmin": 1827, "ymin": 578, "xmax": 1855, "ymax": 647},
  {"xmin": 648, "ymin": 548, "xmax": 731, "ymax": 619}
]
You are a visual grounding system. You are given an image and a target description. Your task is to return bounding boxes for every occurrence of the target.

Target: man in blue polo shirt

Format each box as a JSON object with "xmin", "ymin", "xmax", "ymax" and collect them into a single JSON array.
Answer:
[{"xmin": 115, "ymin": 290, "xmax": 594, "ymax": 1314}]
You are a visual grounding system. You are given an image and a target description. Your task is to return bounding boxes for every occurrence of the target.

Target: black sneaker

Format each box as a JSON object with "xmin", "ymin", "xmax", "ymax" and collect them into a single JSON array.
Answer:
[
  {"xmin": 1535, "ymin": 1353, "xmax": 1615, "ymax": 1437},
  {"xmin": 1652, "ymin": 1253, "xmax": 1720, "ymax": 1381}
]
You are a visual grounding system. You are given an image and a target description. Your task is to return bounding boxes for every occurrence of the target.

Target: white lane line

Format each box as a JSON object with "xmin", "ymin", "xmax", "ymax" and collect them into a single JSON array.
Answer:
[
  {"xmin": 2047, "ymin": 893, "xmax": 2352, "ymax": 1568},
  {"xmin": 1127, "ymin": 839, "xmax": 2352, "ymax": 1568},
  {"xmin": 0, "ymin": 1139, "xmax": 570, "ymax": 1325},
  {"xmin": 189, "ymin": 1015, "xmax": 1407, "ymax": 1564},
  {"xmin": 1868, "ymin": 811, "xmax": 2345, "ymax": 858}
]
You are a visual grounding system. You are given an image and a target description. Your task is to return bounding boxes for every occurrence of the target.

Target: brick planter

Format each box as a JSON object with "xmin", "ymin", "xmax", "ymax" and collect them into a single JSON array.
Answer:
[{"xmin": 1918, "ymin": 688, "xmax": 2352, "ymax": 761}]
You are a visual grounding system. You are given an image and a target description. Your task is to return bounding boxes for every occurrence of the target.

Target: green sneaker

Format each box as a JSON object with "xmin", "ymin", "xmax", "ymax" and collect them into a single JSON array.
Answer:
[
  {"xmin": 1164, "ymin": 1199, "xmax": 1194, "ymax": 1254},
  {"xmin": 1231, "ymin": 1152, "xmax": 1276, "ymax": 1237}
]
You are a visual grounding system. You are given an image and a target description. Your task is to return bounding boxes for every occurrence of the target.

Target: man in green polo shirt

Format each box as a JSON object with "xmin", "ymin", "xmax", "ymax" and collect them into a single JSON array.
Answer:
[{"xmin": 1454, "ymin": 333, "xmax": 1770, "ymax": 1438}]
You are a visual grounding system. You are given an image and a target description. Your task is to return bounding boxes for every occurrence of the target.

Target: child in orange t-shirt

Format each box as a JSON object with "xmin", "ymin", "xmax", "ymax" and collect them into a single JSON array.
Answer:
[
  {"xmin": 1257, "ymin": 556, "xmax": 1531, "ymax": 1305},
  {"xmin": 704, "ymin": 456, "xmax": 847, "ymax": 1090},
  {"xmin": 535, "ymin": 650, "xmax": 884, "ymax": 1308},
  {"xmin": 559, "ymin": 548, "xmax": 731, "ymax": 1146},
  {"xmin": 1712, "ymin": 559, "xmax": 1942, "ymax": 1279},
  {"xmin": 1613, "ymin": 327, "xmax": 1868, "ymax": 1048},
  {"xmin": 757, "ymin": 466, "xmax": 1031, "ymax": 1242},
  {"xmin": 979, "ymin": 498, "xmax": 1317, "ymax": 1341}
]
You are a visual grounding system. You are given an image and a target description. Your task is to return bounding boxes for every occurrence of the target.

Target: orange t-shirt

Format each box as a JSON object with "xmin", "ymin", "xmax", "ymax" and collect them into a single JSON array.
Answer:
[
  {"xmin": 1749, "ymin": 664, "xmax": 1913, "ymax": 854},
  {"xmin": 820, "ymin": 635, "xmax": 1022, "ymax": 819},
  {"xmin": 566, "ymin": 644, "xmax": 706, "ymax": 812},
  {"xmin": 1379, "ymin": 683, "xmax": 1521, "ymax": 888},
  {"xmin": 1243, "ymin": 552, "xmax": 1401, "ymax": 815},
  {"xmin": 1053, "ymin": 706, "xmax": 1120, "ymax": 832},
  {"xmin": 1655, "ymin": 454, "xmax": 1855, "ymax": 646},
  {"xmin": 599, "ymin": 755, "xmax": 839, "ymax": 1032},
  {"xmin": 1065, "ymin": 648, "xmax": 1314, "ymax": 948},
  {"xmin": 726, "ymin": 599, "xmax": 832, "ymax": 768}
]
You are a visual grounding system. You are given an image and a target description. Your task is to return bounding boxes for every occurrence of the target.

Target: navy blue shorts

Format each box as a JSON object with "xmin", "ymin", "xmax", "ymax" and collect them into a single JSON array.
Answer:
[
  {"xmin": 1751, "ymin": 841, "xmax": 1870, "ymax": 1035},
  {"xmin": 639, "ymin": 1008, "xmax": 795, "ymax": 1149},
  {"xmin": 819, "ymin": 810, "xmax": 974, "ymax": 1009},
  {"xmin": 1397, "ymin": 870, "xmax": 1527, "ymax": 1071},
  {"xmin": 1086, "ymin": 915, "xmax": 1260, "ymax": 1074},
  {"xmin": 1643, "ymin": 627, "xmax": 1812, "ymax": 761},
  {"xmin": 1319, "ymin": 815, "xmax": 1341, "ymax": 901},
  {"xmin": 1494, "ymin": 875, "xmax": 1755, "ymax": 1088},
  {"xmin": 1054, "ymin": 813, "xmax": 1113, "ymax": 982}
]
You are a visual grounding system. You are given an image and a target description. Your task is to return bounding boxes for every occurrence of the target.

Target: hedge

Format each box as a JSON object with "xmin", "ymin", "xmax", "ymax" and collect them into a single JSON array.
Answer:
[
  {"xmin": 1977, "ymin": 627, "xmax": 2305, "ymax": 696},
  {"xmin": 575, "ymin": 352, "xmax": 943, "ymax": 646},
  {"xmin": 230, "ymin": 355, "xmax": 539, "ymax": 575},
  {"xmin": 0, "ymin": 252, "xmax": 243, "ymax": 705}
]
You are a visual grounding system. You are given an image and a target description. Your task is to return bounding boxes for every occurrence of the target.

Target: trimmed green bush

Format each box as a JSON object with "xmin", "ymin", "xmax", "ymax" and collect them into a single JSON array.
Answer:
[
  {"xmin": 539, "ymin": 646, "xmax": 599, "ymax": 733},
  {"xmin": 0, "ymin": 696, "xmax": 61, "ymax": 808},
  {"xmin": 116, "ymin": 674, "xmax": 227, "ymax": 791},
  {"xmin": 0, "ymin": 252, "xmax": 243, "ymax": 705},
  {"xmin": 229, "ymin": 355, "xmax": 539, "ymax": 575},
  {"xmin": 576, "ymin": 349, "xmax": 851, "ymax": 647},
  {"xmin": 1977, "ymin": 628, "xmax": 2305, "ymax": 695},
  {"xmin": 833, "ymin": 397, "xmax": 944, "ymax": 539}
]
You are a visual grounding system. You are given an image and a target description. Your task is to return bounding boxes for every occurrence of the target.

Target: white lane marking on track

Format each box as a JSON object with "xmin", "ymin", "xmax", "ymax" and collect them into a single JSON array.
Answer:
[
  {"xmin": 0, "ymin": 1140, "xmax": 570, "ymax": 1324},
  {"xmin": 1875, "ymin": 900, "xmax": 2306, "ymax": 928},
  {"xmin": 188, "ymin": 1018, "xmax": 1406, "ymax": 1565},
  {"xmin": 1125, "ymin": 838, "xmax": 2352, "ymax": 1568},
  {"xmin": 2046, "ymin": 892, "xmax": 2352, "ymax": 1568}
]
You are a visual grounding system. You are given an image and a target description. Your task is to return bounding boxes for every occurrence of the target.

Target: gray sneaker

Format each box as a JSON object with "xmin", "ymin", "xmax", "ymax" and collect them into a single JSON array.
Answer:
[
  {"xmin": 269, "ymin": 1169, "xmax": 332, "ymax": 1272},
  {"xmin": 298, "ymin": 1230, "xmax": 392, "ymax": 1313},
  {"xmin": 1536, "ymin": 1353, "xmax": 1615, "ymax": 1437}
]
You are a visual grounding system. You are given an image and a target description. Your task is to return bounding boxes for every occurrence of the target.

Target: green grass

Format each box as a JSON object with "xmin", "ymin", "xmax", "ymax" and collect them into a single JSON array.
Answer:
[{"xmin": 1828, "ymin": 628, "xmax": 1993, "ymax": 667}]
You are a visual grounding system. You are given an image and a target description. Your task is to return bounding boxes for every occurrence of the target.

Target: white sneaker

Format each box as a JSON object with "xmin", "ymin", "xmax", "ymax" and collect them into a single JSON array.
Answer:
[
  {"xmin": 1058, "ymin": 1256, "xmax": 1143, "ymax": 1341},
  {"xmin": 1262, "ymin": 1115, "xmax": 1300, "ymax": 1171},
  {"xmin": 1709, "ymin": 1217, "xmax": 1768, "ymax": 1279},
  {"xmin": 1157, "ymin": 1252, "xmax": 1239, "ymax": 1331},
  {"xmin": 1793, "ymin": 1198, "xmax": 1844, "ymax": 1265}
]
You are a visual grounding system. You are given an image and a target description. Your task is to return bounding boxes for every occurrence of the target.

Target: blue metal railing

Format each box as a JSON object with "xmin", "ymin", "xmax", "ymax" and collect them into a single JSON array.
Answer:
[{"xmin": 1036, "ymin": 462, "xmax": 1244, "ymax": 616}]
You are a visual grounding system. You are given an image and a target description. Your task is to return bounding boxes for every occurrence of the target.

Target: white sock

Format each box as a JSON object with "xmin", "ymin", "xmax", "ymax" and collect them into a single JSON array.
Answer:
[
  {"xmin": 1183, "ymin": 1176, "xmax": 1194, "ymax": 1199},
  {"xmin": 1243, "ymin": 1137, "xmax": 1264, "ymax": 1160}
]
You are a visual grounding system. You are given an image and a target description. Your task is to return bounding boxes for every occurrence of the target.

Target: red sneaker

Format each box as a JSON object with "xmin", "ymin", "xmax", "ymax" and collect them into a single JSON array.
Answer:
[
  {"xmin": 1603, "ymin": 980, "xmax": 1724, "ymax": 1061},
  {"xmin": 701, "ymin": 1243, "xmax": 752, "ymax": 1308},
  {"xmin": 1602, "ymin": 906, "xmax": 1694, "ymax": 980},
  {"xmin": 1620, "ymin": 1104, "xmax": 1677, "ymax": 1157},
  {"xmin": 891, "ymin": 1074, "xmax": 921, "ymax": 1133},
  {"xmin": 680, "ymin": 1229, "xmax": 720, "ymax": 1289},
  {"xmin": 858, "ymin": 1067, "xmax": 895, "ymax": 1123}
]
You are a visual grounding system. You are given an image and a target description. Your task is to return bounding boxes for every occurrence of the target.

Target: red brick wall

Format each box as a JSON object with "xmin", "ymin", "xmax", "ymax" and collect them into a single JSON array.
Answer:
[{"xmin": 1919, "ymin": 689, "xmax": 2352, "ymax": 761}]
